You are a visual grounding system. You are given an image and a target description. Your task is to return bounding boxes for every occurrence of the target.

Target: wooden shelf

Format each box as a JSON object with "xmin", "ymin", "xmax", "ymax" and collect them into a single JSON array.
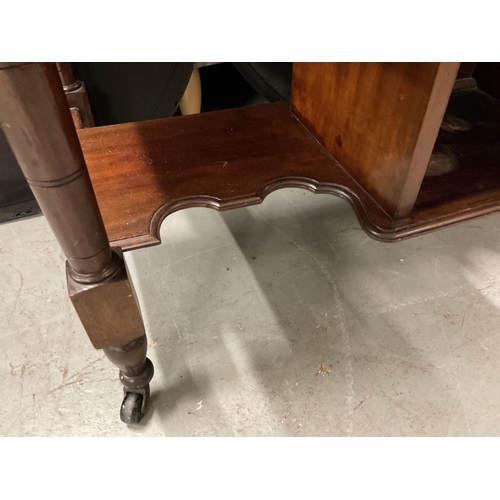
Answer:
[
  {"xmin": 78, "ymin": 102, "xmax": 387, "ymax": 249},
  {"xmin": 78, "ymin": 101, "xmax": 500, "ymax": 251}
]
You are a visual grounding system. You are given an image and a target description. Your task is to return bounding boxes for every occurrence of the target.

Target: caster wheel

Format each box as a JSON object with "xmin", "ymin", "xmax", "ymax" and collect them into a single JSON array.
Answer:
[
  {"xmin": 120, "ymin": 392, "xmax": 145, "ymax": 424},
  {"xmin": 119, "ymin": 384, "xmax": 150, "ymax": 424}
]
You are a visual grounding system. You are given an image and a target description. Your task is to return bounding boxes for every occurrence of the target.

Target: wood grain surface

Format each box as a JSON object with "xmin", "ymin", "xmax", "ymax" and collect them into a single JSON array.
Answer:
[
  {"xmin": 291, "ymin": 62, "xmax": 459, "ymax": 218},
  {"xmin": 78, "ymin": 100, "xmax": 500, "ymax": 250},
  {"xmin": 79, "ymin": 102, "xmax": 390, "ymax": 249}
]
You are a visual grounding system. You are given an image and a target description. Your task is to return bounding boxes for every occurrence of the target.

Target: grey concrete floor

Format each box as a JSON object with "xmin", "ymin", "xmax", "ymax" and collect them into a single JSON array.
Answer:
[{"xmin": 2, "ymin": 188, "xmax": 500, "ymax": 436}]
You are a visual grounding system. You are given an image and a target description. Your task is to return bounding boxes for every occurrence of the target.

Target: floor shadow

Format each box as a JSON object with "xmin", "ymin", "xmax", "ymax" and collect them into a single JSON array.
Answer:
[{"xmin": 127, "ymin": 189, "xmax": 500, "ymax": 436}]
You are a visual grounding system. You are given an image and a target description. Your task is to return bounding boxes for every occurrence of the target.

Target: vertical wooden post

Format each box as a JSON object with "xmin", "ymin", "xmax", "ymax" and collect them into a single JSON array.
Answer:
[
  {"xmin": 56, "ymin": 62, "xmax": 95, "ymax": 128},
  {"xmin": 0, "ymin": 62, "xmax": 153, "ymax": 423}
]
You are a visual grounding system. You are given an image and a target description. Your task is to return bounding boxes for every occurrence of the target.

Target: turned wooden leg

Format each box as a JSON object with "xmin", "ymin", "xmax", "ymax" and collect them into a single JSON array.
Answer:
[
  {"xmin": 56, "ymin": 62, "xmax": 95, "ymax": 128},
  {"xmin": 0, "ymin": 62, "xmax": 154, "ymax": 424},
  {"xmin": 67, "ymin": 249, "xmax": 155, "ymax": 423}
]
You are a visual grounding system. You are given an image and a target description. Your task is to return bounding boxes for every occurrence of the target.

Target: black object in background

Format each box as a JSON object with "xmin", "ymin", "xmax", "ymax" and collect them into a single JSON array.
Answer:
[
  {"xmin": 198, "ymin": 62, "xmax": 292, "ymax": 113},
  {"xmin": 232, "ymin": 63, "xmax": 293, "ymax": 102},
  {"xmin": 0, "ymin": 130, "xmax": 41, "ymax": 224},
  {"xmin": 199, "ymin": 63, "xmax": 268, "ymax": 112},
  {"xmin": 73, "ymin": 62, "xmax": 194, "ymax": 126}
]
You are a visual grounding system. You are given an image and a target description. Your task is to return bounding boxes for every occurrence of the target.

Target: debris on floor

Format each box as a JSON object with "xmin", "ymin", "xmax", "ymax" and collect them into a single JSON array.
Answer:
[{"xmin": 317, "ymin": 362, "xmax": 332, "ymax": 377}]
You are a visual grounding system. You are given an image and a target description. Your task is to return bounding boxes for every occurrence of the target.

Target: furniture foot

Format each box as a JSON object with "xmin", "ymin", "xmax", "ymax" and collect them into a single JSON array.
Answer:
[
  {"xmin": 67, "ymin": 248, "xmax": 155, "ymax": 424},
  {"xmin": 121, "ymin": 389, "xmax": 149, "ymax": 424},
  {"xmin": 104, "ymin": 335, "xmax": 154, "ymax": 424}
]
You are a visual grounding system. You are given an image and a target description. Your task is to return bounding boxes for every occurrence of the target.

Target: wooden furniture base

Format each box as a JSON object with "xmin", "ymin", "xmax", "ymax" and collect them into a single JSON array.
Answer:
[
  {"xmin": 79, "ymin": 97, "xmax": 500, "ymax": 250},
  {"xmin": 3, "ymin": 62, "xmax": 500, "ymax": 425}
]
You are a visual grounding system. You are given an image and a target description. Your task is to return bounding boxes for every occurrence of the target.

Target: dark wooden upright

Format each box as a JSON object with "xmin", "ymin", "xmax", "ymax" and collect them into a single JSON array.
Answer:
[
  {"xmin": 55, "ymin": 62, "xmax": 95, "ymax": 129},
  {"xmin": 0, "ymin": 63, "xmax": 153, "ymax": 424}
]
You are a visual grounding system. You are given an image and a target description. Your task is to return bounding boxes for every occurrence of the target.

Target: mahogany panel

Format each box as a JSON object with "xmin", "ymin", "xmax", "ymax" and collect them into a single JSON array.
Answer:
[
  {"xmin": 78, "ymin": 101, "xmax": 500, "ymax": 251},
  {"xmin": 79, "ymin": 102, "xmax": 397, "ymax": 249},
  {"xmin": 291, "ymin": 62, "xmax": 459, "ymax": 218}
]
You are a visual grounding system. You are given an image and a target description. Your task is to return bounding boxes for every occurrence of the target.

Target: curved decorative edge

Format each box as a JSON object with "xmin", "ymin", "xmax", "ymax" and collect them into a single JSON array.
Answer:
[
  {"xmin": 149, "ymin": 177, "xmax": 420, "ymax": 248},
  {"xmin": 147, "ymin": 177, "xmax": 385, "ymax": 242},
  {"xmin": 109, "ymin": 175, "xmax": 500, "ymax": 252}
]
